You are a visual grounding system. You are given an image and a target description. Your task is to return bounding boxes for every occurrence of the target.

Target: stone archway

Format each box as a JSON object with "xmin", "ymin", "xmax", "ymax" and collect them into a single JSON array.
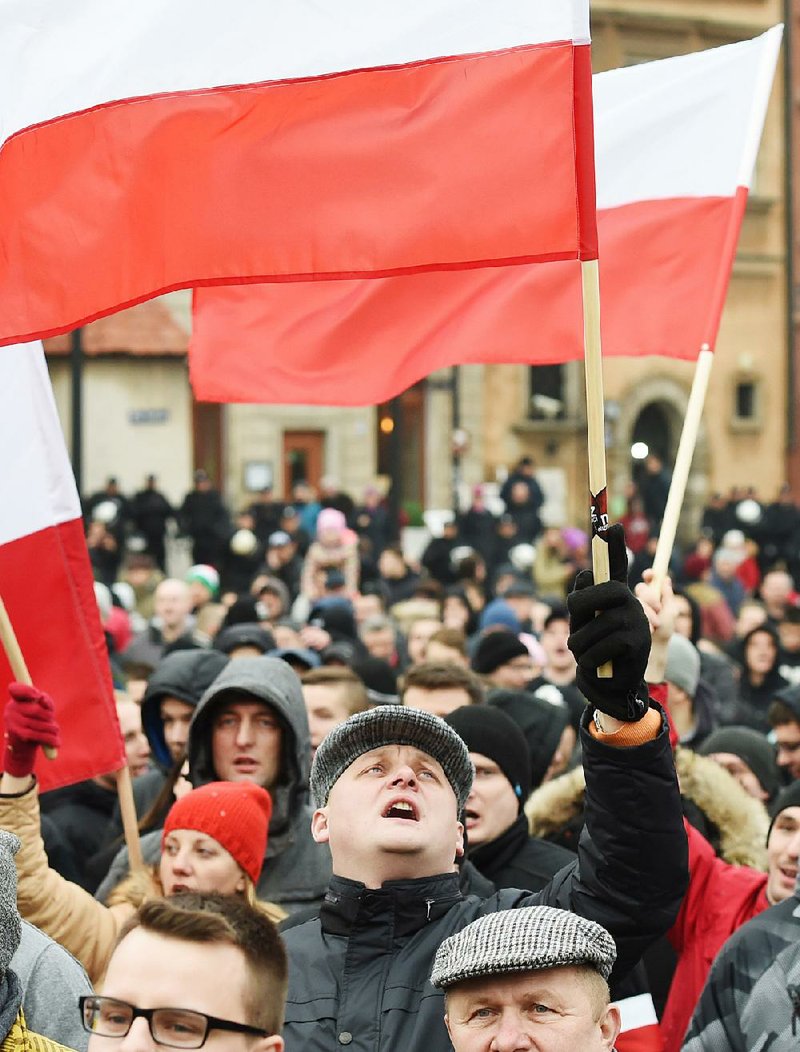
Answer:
[{"xmin": 610, "ymin": 375, "xmax": 710, "ymax": 542}]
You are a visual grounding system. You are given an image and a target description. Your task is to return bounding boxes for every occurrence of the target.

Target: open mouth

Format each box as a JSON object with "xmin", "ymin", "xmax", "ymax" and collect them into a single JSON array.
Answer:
[
  {"xmin": 382, "ymin": 799, "xmax": 419, "ymax": 821},
  {"xmin": 234, "ymin": 757, "xmax": 258, "ymax": 770},
  {"xmin": 464, "ymin": 809, "xmax": 480, "ymax": 828}
]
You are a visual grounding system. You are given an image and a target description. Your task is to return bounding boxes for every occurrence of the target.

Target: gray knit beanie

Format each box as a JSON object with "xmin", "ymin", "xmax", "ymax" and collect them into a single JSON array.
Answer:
[
  {"xmin": 431, "ymin": 905, "xmax": 617, "ymax": 988},
  {"xmin": 0, "ymin": 832, "xmax": 21, "ymax": 975},
  {"xmin": 664, "ymin": 634, "xmax": 701, "ymax": 698},
  {"xmin": 310, "ymin": 706, "xmax": 474, "ymax": 811}
]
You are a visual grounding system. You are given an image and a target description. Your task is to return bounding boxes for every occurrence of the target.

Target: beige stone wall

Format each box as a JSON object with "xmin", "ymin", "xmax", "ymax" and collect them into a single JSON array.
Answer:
[
  {"xmin": 48, "ymin": 357, "xmax": 193, "ymax": 504},
  {"xmin": 224, "ymin": 403, "xmax": 376, "ymax": 508}
]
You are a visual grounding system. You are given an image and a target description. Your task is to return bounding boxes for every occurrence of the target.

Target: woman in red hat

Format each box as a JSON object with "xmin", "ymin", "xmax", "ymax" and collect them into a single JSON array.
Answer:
[{"xmin": 0, "ymin": 683, "xmax": 282, "ymax": 987}]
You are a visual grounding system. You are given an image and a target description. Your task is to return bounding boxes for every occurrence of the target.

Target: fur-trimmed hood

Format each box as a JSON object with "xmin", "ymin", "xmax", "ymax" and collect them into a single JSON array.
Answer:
[{"xmin": 526, "ymin": 746, "xmax": 769, "ymax": 870}]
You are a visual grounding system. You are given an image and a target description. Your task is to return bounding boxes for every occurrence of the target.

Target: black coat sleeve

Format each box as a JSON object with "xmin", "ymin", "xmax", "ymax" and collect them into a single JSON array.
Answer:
[{"xmin": 534, "ymin": 704, "xmax": 689, "ymax": 982}]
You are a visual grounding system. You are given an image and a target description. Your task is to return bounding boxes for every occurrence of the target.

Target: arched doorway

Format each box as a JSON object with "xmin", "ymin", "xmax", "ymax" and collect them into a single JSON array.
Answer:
[
  {"xmin": 611, "ymin": 376, "xmax": 710, "ymax": 542},
  {"xmin": 631, "ymin": 402, "xmax": 673, "ymax": 493}
]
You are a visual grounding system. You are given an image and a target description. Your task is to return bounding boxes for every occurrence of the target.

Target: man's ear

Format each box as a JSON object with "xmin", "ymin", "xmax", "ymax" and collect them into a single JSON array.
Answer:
[
  {"xmin": 261, "ymin": 1035, "xmax": 284, "ymax": 1052},
  {"xmin": 454, "ymin": 819, "xmax": 465, "ymax": 859},
  {"xmin": 599, "ymin": 1005, "xmax": 621, "ymax": 1048},
  {"xmin": 311, "ymin": 807, "xmax": 330, "ymax": 845}
]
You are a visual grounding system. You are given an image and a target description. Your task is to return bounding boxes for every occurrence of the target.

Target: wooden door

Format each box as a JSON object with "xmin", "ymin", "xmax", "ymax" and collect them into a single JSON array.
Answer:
[{"xmin": 282, "ymin": 430, "xmax": 325, "ymax": 496}]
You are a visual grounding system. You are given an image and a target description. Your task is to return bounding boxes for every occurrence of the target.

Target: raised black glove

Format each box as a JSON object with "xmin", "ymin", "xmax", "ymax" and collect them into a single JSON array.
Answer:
[{"xmin": 567, "ymin": 523, "xmax": 650, "ymax": 721}]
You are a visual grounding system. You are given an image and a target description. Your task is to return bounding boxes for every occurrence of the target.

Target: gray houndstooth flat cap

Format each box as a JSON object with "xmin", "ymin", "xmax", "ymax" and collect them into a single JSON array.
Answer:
[
  {"xmin": 431, "ymin": 905, "xmax": 617, "ymax": 987},
  {"xmin": 309, "ymin": 705, "xmax": 474, "ymax": 811}
]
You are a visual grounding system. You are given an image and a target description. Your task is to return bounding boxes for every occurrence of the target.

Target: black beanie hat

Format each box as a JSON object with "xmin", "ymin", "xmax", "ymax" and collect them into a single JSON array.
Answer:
[
  {"xmin": 445, "ymin": 705, "xmax": 531, "ymax": 810},
  {"xmin": 488, "ymin": 689, "xmax": 570, "ymax": 790},
  {"xmin": 472, "ymin": 631, "xmax": 529, "ymax": 675},
  {"xmin": 698, "ymin": 726, "xmax": 781, "ymax": 801},
  {"xmin": 768, "ymin": 781, "xmax": 800, "ymax": 839},
  {"xmin": 353, "ymin": 657, "xmax": 399, "ymax": 704},
  {"xmin": 214, "ymin": 623, "xmax": 276, "ymax": 656}
]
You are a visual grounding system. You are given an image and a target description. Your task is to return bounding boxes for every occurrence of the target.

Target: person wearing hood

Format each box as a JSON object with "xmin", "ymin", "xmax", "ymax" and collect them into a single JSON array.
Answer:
[
  {"xmin": 131, "ymin": 649, "xmax": 231, "ymax": 828},
  {"xmin": 95, "ymin": 656, "xmax": 332, "ymax": 915},
  {"xmin": 732, "ymin": 623, "xmax": 790, "ymax": 733},
  {"xmin": 445, "ymin": 705, "xmax": 575, "ymax": 892}
]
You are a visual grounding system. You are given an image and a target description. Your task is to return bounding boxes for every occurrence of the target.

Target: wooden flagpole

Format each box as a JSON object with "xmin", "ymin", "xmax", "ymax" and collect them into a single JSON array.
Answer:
[
  {"xmin": 581, "ymin": 259, "xmax": 613, "ymax": 678},
  {"xmin": 0, "ymin": 590, "xmax": 144, "ymax": 870},
  {"xmin": 115, "ymin": 765, "xmax": 144, "ymax": 871},
  {"xmin": 650, "ymin": 346, "xmax": 714, "ymax": 596},
  {"xmin": 0, "ymin": 594, "xmax": 57, "ymax": 760}
]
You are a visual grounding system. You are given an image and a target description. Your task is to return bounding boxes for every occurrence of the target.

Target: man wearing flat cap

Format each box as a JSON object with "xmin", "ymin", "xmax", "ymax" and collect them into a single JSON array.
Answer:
[
  {"xmin": 432, "ymin": 906, "xmax": 620, "ymax": 1051},
  {"xmin": 280, "ymin": 525, "xmax": 688, "ymax": 1052}
]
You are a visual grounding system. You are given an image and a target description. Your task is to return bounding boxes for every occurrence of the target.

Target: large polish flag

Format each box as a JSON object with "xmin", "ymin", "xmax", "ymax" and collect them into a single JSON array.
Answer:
[
  {"xmin": 189, "ymin": 28, "xmax": 782, "ymax": 405},
  {"xmin": 0, "ymin": 0, "xmax": 595, "ymax": 346},
  {"xmin": 0, "ymin": 343, "xmax": 125, "ymax": 791}
]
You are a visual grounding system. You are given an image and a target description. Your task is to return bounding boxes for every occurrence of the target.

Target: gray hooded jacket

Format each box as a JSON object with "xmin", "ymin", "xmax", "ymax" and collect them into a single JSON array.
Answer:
[{"xmin": 96, "ymin": 657, "xmax": 331, "ymax": 913}]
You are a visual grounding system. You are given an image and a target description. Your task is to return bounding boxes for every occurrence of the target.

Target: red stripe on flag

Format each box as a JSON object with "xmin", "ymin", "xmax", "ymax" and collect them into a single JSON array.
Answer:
[
  {"xmin": 0, "ymin": 42, "xmax": 588, "ymax": 346},
  {"xmin": 573, "ymin": 43, "xmax": 599, "ymax": 261},
  {"xmin": 0, "ymin": 518, "xmax": 124, "ymax": 791},
  {"xmin": 190, "ymin": 195, "xmax": 737, "ymax": 405}
]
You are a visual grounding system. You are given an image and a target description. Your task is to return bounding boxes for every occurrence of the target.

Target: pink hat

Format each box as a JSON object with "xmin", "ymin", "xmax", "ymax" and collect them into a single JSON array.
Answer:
[{"xmin": 317, "ymin": 507, "xmax": 346, "ymax": 537}]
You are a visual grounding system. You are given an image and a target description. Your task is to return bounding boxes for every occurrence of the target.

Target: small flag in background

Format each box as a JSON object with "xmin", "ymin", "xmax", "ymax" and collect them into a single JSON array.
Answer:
[
  {"xmin": 0, "ymin": 343, "xmax": 124, "ymax": 791},
  {"xmin": 188, "ymin": 27, "xmax": 782, "ymax": 406},
  {"xmin": 0, "ymin": 0, "xmax": 594, "ymax": 345}
]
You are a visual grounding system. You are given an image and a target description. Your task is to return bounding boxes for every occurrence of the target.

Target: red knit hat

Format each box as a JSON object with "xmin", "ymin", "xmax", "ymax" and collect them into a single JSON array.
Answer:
[{"xmin": 162, "ymin": 782, "xmax": 272, "ymax": 885}]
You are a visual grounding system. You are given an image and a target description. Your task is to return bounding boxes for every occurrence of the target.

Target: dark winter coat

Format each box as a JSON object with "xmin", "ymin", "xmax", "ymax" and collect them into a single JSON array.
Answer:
[
  {"xmin": 280, "ymin": 706, "xmax": 688, "ymax": 1052},
  {"xmin": 39, "ymin": 780, "xmax": 119, "ymax": 893},
  {"xmin": 468, "ymin": 814, "xmax": 575, "ymax": 894}
]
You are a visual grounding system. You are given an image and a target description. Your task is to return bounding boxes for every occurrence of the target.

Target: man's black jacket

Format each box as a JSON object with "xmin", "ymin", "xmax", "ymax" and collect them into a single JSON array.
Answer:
[
  {"xmin": 280, "ymin": 705, "xmax": 688, "ymax": 1052},
  {"xmin": 469, "ymin": 814, "xmax": 576, "ymax": 893}
]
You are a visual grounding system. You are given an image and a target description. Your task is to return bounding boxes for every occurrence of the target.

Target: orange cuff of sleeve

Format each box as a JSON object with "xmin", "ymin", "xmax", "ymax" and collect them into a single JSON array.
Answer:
[{"xmin": 589, "ymin": 705, "xmax": 662, "ymax": 747}]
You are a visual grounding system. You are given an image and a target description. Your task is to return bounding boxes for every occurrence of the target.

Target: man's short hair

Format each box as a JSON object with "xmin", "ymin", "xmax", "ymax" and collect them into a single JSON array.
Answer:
[
  {"xmin": 401, "ymin": 662, "xmax": 485, "ymax": 706},
  {"xmin": 300, "ymin": 666, "xmax": 370, "ymax": 716},
  {"xmin": 427, "ymin": 627, "xmax": 467, "ymax": 655},
  {"xmin": 118, "ymin": 894, "xmax": 287, "ymax": 1034},
  {"xmin": 769, "ymin": 699, "xmax": 800, "ymax": 728}
]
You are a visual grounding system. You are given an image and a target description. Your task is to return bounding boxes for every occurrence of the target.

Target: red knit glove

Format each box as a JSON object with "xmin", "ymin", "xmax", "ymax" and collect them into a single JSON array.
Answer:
[{"xmin": 3, "ymin": 683, "xmax": 61, "ymax": 777}]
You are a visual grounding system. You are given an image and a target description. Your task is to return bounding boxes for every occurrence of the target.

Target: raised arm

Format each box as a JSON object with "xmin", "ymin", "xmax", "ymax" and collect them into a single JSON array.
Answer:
[
  {"xmin": 0, "ymin": 684, "xmax": 128, "ymax": 984},
  {"xmin": 536, "ymin": 525, "xmax": 689, "ymax": 980}
]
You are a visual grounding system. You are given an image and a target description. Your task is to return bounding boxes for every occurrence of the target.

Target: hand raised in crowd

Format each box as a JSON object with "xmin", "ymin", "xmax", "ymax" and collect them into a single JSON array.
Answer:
[
  {"xmin": 3, "ymin": 682, "xmax": 61, "ymax": 778},
  {"xmin": 636, "ymin": 569, "xmax": 678, "ymax": 685},
  {"xmin": 567, "ymin": 522, "xmax": 651, "ymax": 722}
]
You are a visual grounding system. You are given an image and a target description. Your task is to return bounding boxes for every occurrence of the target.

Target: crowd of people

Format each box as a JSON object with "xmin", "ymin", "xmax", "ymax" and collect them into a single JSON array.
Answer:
[{"xmin": 1, "ymin": 461, "xmax": 800, "ymax": 1050}]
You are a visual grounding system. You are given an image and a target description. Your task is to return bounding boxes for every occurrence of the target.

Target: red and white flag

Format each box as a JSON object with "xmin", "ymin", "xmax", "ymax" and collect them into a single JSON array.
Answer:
[
  {"xmin": 189, "ymin": 27, "xmax": 782, "ymax": 405},
  {"xmin": 0, "ymin": 0, "xmax": 594, "ymax": 346},
  {"xmin": 0, "ymin": 343, "xmax": 124, "ymax": 791}
]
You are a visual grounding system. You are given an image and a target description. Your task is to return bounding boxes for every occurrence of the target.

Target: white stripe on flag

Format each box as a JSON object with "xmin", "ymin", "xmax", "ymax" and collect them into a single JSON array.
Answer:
[
  {"xmin": 612, "ymin": 994, "xmax": 659, "ymax": 1032},
  {"xmin": 595, "ymin": 26, "xmax": 783, "ymax": 206},
  {"xmin": 0, "ymin": 343, "xmax": 80, "ymax": 545},
  {"xmin": 0, "ymin": 0, "xmax": 589, "ymax": 141}
]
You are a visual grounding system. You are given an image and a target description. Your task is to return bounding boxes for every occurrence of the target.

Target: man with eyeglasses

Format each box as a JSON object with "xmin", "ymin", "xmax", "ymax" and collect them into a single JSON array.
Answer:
[{"xmin": 82, "ymin": 894, "xmax": 286, "ymax": 1052}]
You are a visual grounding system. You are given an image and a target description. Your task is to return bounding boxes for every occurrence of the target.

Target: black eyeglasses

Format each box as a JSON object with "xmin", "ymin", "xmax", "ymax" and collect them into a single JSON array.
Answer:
[{"xmin": 80, "ymin": 996, "xmax": 270, "ymax": 1049}]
